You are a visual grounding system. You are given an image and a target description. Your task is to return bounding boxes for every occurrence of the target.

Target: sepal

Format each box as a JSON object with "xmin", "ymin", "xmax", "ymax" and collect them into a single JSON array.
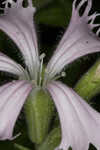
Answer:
[{"xmin": 24, "ymin": 88, "xmax": 54, "ymax": 144}]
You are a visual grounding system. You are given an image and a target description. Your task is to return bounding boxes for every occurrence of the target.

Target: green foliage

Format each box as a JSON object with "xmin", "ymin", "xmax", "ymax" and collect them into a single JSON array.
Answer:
[
  {"xmin": 75, "ymin": 59, "xmax": 100, "ymax": 101},
  {"xmin": 32, "ymin": 0, "xmax": 53, "ymax": 8},
  {"xmin": 34, "ymin": 0, "xmax": 72, "ymax": 27},
  {"xmin": 35, "ymin": 3, "xmax": 68, "ymax": 27},
  {"xmin": 14, "ymin": 143, "xmax": 31, "ymax": 150},
  {"xmin": 38, "ymin": 127, "xmax": 61, "ymax": 150}
]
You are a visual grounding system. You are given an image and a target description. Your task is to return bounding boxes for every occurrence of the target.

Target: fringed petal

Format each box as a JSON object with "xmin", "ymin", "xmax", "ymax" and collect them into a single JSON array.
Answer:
[
  {"xmin": 0, "ymin": 0, "xmax": 39, "ymax": 79},
  {"xmin": 0, "ymin": 0, "xmax": 15, "ymax": 14},
  {"xmin": 47, "ymin": 81, "xmax": 100, "ymax": 150},
  {"xmin": 46, "ymin": 0, "xmax": 100, "ymax": 79},
  {"xmin": 2, "ymin": 0, "xmax": 15, "ymax": 10},
  {"xmin": 0, "ymin": 80, "xmax": 32, "ymax": 140},
  {"xmin": 0, "ymin": 52, "xmax": 27, "ymax": 77}
]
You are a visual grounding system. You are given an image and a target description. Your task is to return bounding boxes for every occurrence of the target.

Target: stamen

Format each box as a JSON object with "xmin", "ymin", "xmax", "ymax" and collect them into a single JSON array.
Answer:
[
  {"xmin": 10, "ymin": 132, "xmax": 21, "ymax": 140},
  {"xmin": 48, "ymin": 71, "xmax": 67, "ymax": 83},
  {"xmin": 43, "ymin": 70, "xmax": 66, "ymax": 87},
  {"xmin": 40, "ymin": 53, "xmax": 46, "ymax": 60},
  {"xmin": 61, "ymin": 72, "xmax": 66, "ymax": 77},
  {"xmin": 39, "ymin": 53, "xmax": 46, "ymax": 86}
]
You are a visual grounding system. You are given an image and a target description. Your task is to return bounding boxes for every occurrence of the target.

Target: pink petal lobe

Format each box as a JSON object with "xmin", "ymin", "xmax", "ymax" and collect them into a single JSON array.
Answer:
[
  {"xmin": 47, "ymin": 81, "xmax": 100, "ymax": 150},
  {"xmin": 0, "ymin": 80, "xmax": 32, "ymax": 140},
  {"xmin": 0, "ymin": 0, "xmax": 39, "ymax": 79},
  {"xmin": 46, "ymin": 0, "xmax": 100, "ymax": 79},
  {"xmin": 0, "ymin": 52, "xmax": 26, "ymax": 76}
]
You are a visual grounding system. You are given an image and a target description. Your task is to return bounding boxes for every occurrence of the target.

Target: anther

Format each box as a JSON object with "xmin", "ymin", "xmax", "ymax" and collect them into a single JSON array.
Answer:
[
  {"xmin": 50, "ymin": 71, "xmax": 66, "ymax": 81},
  {"xmin": 61, "ymin": 72, "xmax": 66, "ymax": 77},
  {"xmin": 40, "ymin": 53, "xmax": 46, "ymax": 60}
]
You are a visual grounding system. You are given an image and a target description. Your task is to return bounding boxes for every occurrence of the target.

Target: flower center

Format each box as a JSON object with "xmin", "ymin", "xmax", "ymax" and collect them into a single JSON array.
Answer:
[
  {"xmin": 23, "ymin": 53, "xmax": 66, "ymax": 88},
  {"xmin": 43, "ymin": 69, "xmax": 66, "ymax": 87}
]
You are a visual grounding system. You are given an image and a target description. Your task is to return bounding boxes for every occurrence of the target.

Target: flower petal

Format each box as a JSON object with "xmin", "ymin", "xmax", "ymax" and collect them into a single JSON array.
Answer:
[
  {"xmin": 47, "ymin": 81, "xmax": 100, "ymax": 150},
  {"xmin": 0, "ymin": 52, "xmax": 27, "ymax": 77},
  {"xmin": 46, "ymin": 0, "xmax": 100, "ymax": 79},
  {"xmin": 0, "ymin": 0, "xmax": 39, "ymax": 79},
  {"xmin": 0, "ymin": 80, "xmax": 32, "ymax": 140},
  {"xmin": 2, "ymin": 0, "xmax": 16, "ymax": 11}
]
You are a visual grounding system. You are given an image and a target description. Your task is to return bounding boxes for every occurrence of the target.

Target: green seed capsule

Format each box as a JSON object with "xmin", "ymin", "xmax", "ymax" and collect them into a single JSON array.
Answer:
[{"xmin": 24, "ymin": 88, "xmax": 54, "ymax": 144}]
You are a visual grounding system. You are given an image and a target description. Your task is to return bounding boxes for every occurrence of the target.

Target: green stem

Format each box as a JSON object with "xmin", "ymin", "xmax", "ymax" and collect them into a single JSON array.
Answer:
[
  {"xmin": 75, "ymin": 59, "xmax": 100, "ymax": 101},
  {"xmin": 14, "ymin": 143, "xmax": 30, "ymax": 150}
]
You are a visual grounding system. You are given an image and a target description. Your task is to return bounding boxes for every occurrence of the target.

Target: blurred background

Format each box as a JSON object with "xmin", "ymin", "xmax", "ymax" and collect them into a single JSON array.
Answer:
[{"xmin": 0, "ymin": 0, "xmax": 100, "ymax": 149}]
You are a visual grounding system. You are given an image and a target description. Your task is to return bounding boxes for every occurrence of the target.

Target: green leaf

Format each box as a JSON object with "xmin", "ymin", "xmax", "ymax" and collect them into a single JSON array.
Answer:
[
  {"xmin": 75, "ymin": 59, "xmax": 100, "ymax": 101},
  {"xmin": 34, "ymin": 0, "xmax": 73, "ymax": 27},
  {"xmin": 35, "ymin": 3, "xmax": 68, "ymax": 27},
  {"xmin": 32, "ymin": 0, "xmax": 53, "ymax": 8},
  {"xmin": 57, "ymin": 0, "xmax": 72, "ymax": 18},
  {"xmin": 38, "ymin": 127, "xmax": 61, "ymax": 150},
  {"xmin": 14, "ymin": 143, "xmax": 31, "ymax": 150}
]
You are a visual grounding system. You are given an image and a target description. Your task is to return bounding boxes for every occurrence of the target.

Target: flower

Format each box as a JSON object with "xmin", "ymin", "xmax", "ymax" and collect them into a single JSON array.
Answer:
[
  {"xmin": 3, "ymin": 0, "xmax": 14, "ymax": 7},
  {"xmin": 0, "ymin": 0, "xmax": 15, "ymax": 14},
  {"xmin": 0, "ymin": 0, "xmax": 100, "ymax": 149}
]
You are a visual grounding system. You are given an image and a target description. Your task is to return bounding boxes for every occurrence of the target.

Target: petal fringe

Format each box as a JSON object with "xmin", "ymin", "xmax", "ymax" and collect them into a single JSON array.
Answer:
[
  {"xmin": 46, "ymin": 0, "xmax": 100, "ymax": 79},
  {"xmin": 0, "ymin": 0, "xmax": 39, "ymax": 80},
  {"xmin": 0, "ymin": 80, "xmax": 32, "ymax": 140},
  {"xmin": 47, "ymin": 81, "xmax": 100, "ymax": 150}
]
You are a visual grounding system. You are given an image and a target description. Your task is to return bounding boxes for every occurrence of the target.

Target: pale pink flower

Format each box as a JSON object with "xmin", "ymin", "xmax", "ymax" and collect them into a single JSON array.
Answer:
[
  {"xmin": 0, "ymin": 0, "xmax": 100, "ymax": 149},
  {"xmin": 0, "ymin": 0, "xmax": 16, "ymax": 14}
]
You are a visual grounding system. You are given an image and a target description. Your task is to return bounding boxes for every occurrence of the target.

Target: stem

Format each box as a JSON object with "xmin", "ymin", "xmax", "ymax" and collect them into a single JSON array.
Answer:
[
  {"xmin": 14, "ymin": 143, "xmax": 30, "ymax": 150},
  {"xmin": 75, "ymin": 59, "xmax": 100, "ymax": 101}
]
